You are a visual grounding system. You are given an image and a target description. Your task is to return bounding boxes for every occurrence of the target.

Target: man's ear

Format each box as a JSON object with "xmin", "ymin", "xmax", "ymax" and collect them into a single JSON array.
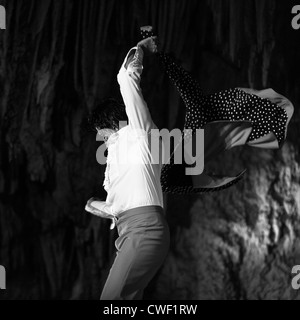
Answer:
[{"xmin": 124, "ymin": 49, "xmax": 136, "ymax": 70}]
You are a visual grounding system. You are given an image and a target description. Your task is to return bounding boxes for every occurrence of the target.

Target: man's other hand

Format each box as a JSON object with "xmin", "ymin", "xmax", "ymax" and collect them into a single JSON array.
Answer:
[{"xmin": 85, "ymin": 198, "xmax": 114, "ymax": 219}]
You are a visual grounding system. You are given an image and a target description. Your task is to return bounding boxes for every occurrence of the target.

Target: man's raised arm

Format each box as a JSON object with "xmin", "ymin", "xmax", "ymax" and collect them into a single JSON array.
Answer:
[{"xmin": 117, "ymin": 37, "xmax": 158, "ymax": 133}]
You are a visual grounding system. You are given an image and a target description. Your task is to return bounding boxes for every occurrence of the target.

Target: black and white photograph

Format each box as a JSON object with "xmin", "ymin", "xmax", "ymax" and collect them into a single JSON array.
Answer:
[{"xmin": 0, "ymin": 0, "xmax": 300, "ymax": 305}]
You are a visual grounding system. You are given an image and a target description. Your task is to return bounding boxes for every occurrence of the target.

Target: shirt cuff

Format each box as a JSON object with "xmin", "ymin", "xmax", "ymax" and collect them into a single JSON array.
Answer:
[
  {"xmin": 127, "ymin": 45, "xmax": 144, "ymax": 74},
  {"xmin": 90, "ymin": 201, "xmax": 112, "ymax": 215}
]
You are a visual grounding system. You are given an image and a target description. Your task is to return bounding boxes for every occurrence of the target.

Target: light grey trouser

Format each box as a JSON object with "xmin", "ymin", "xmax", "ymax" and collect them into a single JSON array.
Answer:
[{"xmin": 100, "ymin": 205, "xmax": 170, "ymax": 300}]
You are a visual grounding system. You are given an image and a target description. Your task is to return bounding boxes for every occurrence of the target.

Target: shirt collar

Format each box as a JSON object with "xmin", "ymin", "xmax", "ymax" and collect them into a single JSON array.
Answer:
[
  {"xmin": 105, "ymin": 126, "xmax": 128, "ymax": 147},
  {"xmin": 105, "ymin": 131, "xmax": 119, "ymax": 147}
]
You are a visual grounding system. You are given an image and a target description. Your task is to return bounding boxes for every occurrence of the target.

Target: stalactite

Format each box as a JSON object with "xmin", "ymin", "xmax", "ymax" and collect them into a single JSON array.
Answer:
[{"xmin": 229, "ymin": 0, "xmax": 240, "ymax": 61}]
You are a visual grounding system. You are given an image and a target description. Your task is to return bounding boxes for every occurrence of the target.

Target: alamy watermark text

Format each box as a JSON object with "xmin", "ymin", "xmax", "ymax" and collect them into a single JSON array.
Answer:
[
  {"xmin": 96, "ymin": 122, "xmax": 204, "ymax": 176},
  {"xmin": 292, "ymin": 5, "xmax": 300, "ymax": 29},
  {"xmin": 0, "ymin": 5, "xmax": 5, "ymax": 30},
  {"xmin": 0, "ymin": 265, "xmax": 6, "ymax": 289}
]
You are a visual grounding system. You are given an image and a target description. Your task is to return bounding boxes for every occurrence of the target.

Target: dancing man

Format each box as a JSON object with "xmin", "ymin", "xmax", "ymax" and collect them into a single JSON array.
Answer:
[{"xmin": 85, "ymin": 36, "xmax": 170, "ymax": 300}]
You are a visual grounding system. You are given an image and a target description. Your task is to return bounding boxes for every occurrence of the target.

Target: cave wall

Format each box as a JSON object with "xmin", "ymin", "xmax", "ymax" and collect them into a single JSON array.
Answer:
[{"xmin": 0, "ymin": 0, "xmax": 299, "ymax": 299}]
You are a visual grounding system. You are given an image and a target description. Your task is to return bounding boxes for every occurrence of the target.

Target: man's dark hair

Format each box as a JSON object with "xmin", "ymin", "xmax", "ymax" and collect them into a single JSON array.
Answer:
[{"xmin": 87, "ymin": 98, "xmax": 128, "ymax": 131}]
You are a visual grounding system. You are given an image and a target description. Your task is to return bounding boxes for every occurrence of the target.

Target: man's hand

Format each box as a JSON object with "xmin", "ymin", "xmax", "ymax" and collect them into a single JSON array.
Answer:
[
  {"xmin": 137, "ymin": 36, "xmax": 158, "ymax": 54},
  {"xmin": 85, "ymin": 197, "xmax": 114, "ymax": 219}
]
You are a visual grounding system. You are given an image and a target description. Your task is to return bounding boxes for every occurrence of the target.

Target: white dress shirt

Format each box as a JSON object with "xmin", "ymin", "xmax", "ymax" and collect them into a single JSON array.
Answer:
[{"xmin": 92, "ymin": 46, "xmax": 164, "ymax": 224}]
